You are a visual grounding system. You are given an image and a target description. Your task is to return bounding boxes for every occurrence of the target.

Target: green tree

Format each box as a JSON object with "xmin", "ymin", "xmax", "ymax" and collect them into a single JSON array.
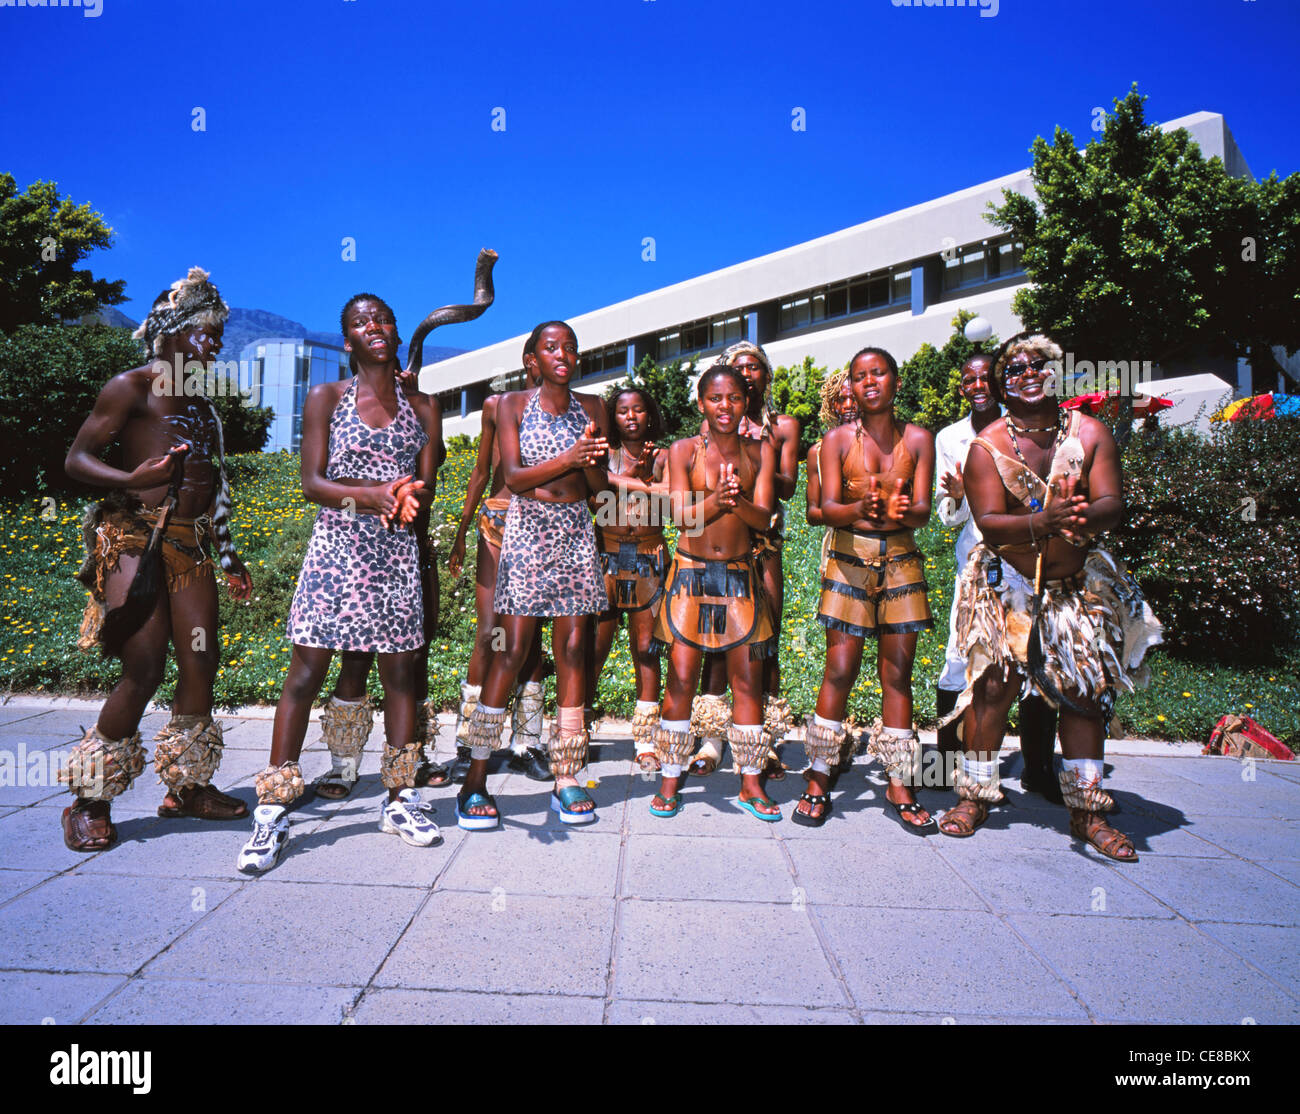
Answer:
[
  {"xmin": 896, "ymin": 310, "xmax": 1000, "ymax": 431},
  {"xmin": 0, "ymin": 174, "xmax": 127, "ymax": 332},
  {"xmin": 770, "ymin": 355, "xmax": 825, "ymax": 454},
  {"xmin": 988, "ymin": 85, "xmax": 1300, "ymax": 438}
]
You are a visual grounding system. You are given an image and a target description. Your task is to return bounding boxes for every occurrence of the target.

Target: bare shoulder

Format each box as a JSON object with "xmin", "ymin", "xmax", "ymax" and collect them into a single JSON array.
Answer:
[
  {"xmin": 308, "ymin": 379, "xmax": 350, "ymax": 405},
  {"xmin": 776, "ymin": 413, "xmax": 800, "ymax": 440},
  {"xmin": 1076, "ymin": 412, "xmax": 1115, "ymax": 448},
  {"xmin": 499, "ymin": 389, "xmax": 531, "ymax": 424},
  {"xmin": 824, "ymin": 423, "xmax": 854, "ymax": 455},
  {"xmin": 903, "ymin": 422, "xmax": 935, "ymax": 452}
]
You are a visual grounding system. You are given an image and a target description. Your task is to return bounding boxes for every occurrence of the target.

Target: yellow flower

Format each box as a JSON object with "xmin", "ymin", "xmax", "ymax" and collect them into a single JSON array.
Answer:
[{"xmin": 1157, "ymin": 714, "xmax": 1166, "ymax": 722}]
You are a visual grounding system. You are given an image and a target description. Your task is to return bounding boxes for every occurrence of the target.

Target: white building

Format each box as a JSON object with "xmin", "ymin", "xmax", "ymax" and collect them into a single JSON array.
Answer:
[{"xmin": 421, "ymin": 112, "xmax": 1279, "ymax": 437}]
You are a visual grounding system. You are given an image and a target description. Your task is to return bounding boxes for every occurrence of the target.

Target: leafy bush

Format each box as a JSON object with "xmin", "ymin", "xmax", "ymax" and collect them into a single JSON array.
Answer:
[
  {"xmin": 0, "ymin": 323, "xmax": 272, "ymax": 495},
  {"xmin": 1112, "ymin": 415, "xmax": 1300, "ymax": 658}
]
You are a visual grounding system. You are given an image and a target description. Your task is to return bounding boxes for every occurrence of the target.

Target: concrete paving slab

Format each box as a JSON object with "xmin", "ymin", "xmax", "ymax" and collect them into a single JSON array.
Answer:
[
  {"xmin": 613, "ymin": 898, "xmax": 846, "ymax": 1008},
  {"xmin": 86, "ymin": 977, "xmax": 359, "ymax": 1024},
  {"xmin": 606, "ymin": 999, "xmax": 857, "ymax": 1024},
  {"xmin": 352, "ymin": 988, "xmax": 604, "ymax": 1025},
  {"xmin": 622, "ymin": 834, "xmax": 795, "ymax": 903},
  {"xmin": 265, "ymin": 809, "xmax": 463, "ymax": 888},
  {"xmin": 0, "ymin": 803, "xmax": 161, "ymax": 871},
  {"xmin": 0, "ymin": 971, "xmax": 128, "ymax": 1024},
  {"xmin": 0, "ymin": 874, "xmax": 240, "ymax": 973},
  {"xmin": 934, "ymin": 846, "xmax": 1173, "ymax": 919},
  {"xmin": 1121, "ymin": 856, "xmax": 1300, "ymax": 925},
  {"xmin": 0, "ymin": 781, "xmax": 68, "ymax": 809},
  {"xmin": 1257, "ymin": 860, "xmax": 1300, "ymax": 887},
  {"xmin": 815, "ymin": 906, "xmax": 1090, "ymax": 1019},
  {"xmin": 1177, "ymin": 816, "xmax": 1300, "ymax": 860},
  {"xmin": 855, "ymin": 1009, "xmax": 1082, "ymax": 1025},
  {"xmin": 376, "ymin": 892, "xmax": 615, "ymax": 997},
  {"xmin": 438, "ymin": 830, "xmax": 620, "ymax": 897},
  {"xmin": 1193, "ymin": 922, "xmax": 1300, "ymax": 997},
  {"xmin": 1164, "ymin": 757, "xmax": 1300, "ymax": 788},
  {"xmin": 144, "ymin": 881, "xmax": 422, "ymax": 985},
  {"xmin": 74, "ymin": 812, "xmax": 325, "ymax": 881},
  {"xmin": 1007, "ymin": 913, "xmax": 1300, "ymax": 1024},
  {"xmin": 783, "ymin": 837, "xmax": 986, "ymax": 911},
  {"xmin": 0, "ymin": 867, "xmax": 57, "ymax": 907},
  {"xmin": 624, "ymin": 784, "xmax": 788, "ymax": 839}
]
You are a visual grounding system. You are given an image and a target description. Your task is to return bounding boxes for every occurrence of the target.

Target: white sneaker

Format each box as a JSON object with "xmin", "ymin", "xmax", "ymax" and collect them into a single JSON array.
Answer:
[
  {"xmin": 380, "ymin": 789, "xmax": 442, "ymax": 847},
  {"xmin": 237, "ymin": 805, "xmax": 289, "ymax": 874}
]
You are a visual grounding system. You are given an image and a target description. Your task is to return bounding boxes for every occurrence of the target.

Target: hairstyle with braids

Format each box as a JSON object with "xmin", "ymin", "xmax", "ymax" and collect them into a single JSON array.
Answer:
[
  {"xmin": 720, "ymin": 340, "xmax": 778, "ymax": 441},
  {"xmin": 818, "ymin": 367, "xmax": 852, "ymax": 428}
]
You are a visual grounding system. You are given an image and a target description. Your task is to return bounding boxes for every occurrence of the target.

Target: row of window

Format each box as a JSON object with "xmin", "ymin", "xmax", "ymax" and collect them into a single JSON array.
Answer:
[
  {"xmin": 777, "ymin": 270, "xmax": 911, "ymax": 333},
  {"xmin": 655, "ymin": 312, "xmax": 744, "ymax": 361},
  {"xmin": 942, "ymin": 237, "xmax": 1025, "ymax": 291}
]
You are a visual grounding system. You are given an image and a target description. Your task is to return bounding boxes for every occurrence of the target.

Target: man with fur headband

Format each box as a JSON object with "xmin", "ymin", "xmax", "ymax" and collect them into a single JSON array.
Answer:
[
  {"xmin": 937, "ymin": 333, "xmax": 1161, "ymax": 861},
  {"xmin": 61, "ymin": 267, "xmax": 253, "ymax": 851}
]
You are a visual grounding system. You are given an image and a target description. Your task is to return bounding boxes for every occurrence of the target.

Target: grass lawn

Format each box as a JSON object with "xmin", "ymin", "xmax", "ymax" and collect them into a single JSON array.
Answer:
[{"xmin": 2, "ymin": 448, "xmax": 1296, "ymax": 748}]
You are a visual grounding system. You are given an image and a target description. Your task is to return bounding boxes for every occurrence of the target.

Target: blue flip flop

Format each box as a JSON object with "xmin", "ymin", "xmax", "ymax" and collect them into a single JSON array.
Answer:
[
  {"xmin": 737, "ymin": 795, "xmax": 782, "ymax": 822},
  {"xmin": 551, "ymin": 785, "xmax": 597, "ymax": 825},
  {"xmin": 649, "ymin": 793, "xmax": 682, "ymax": 818},
  {"xmin": 456, "ymin": 789, "xmax": 499, "ymax": 831}
]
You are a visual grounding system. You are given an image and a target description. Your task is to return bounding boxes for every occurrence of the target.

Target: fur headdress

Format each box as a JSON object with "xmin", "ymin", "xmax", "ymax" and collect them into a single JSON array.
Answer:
[
  {"xmin": 720, "ymin": 340, "xmax": 778, "ymax": 440},
  {"xmin": 132, "ymin": 267, "xmax": 230, "ymax": 357}
]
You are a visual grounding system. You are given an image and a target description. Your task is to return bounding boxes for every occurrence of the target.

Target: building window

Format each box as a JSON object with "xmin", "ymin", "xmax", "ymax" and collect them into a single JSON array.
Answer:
[{"xmin": 778, "ymin": 269, "xmax": 905, "ymax": 334}]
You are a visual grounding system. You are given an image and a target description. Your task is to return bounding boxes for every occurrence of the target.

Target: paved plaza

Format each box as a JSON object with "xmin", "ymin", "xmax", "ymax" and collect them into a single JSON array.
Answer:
[{"xmin": 0, "ymin": 696, "xmax": 1297, "ymax": 1026}]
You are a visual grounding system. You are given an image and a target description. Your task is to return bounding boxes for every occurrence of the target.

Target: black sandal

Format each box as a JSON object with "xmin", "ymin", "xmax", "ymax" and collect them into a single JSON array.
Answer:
[
  {"xmin": 791, "ymin": 791, "xmax": 831, "ymax": 828},
  {"xmin": 886, "ymin": 794, "xmax": 936, "ymax": 836}
]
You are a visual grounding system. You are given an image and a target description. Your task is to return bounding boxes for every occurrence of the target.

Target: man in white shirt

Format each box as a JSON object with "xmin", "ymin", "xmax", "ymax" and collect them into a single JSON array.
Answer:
[{"xmin": 934, "ymin": 353, "xmax": 1061, "ymax": 801}]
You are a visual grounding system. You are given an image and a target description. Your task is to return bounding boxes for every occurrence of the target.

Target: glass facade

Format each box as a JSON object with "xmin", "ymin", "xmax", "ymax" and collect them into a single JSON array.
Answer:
[
  {"xmin": 777, "ymin": 268, "xmax": 911, "ymax": 334},
  {"xmin": 941, "ymin": 235, "xmax": 1026, "ymax": 293},
  {"xmin": 240, "ymin": 338, "xmax": 351, "ymax": 453}
]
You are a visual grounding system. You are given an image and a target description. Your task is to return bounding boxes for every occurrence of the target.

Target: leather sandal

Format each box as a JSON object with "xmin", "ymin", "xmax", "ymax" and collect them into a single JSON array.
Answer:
[
  {"xmin": 62, "ymin": 800, "xmax": 117, "ymax": 852},
  {"xmin": 414, "ymin": 759, "xmax": 453, "ymax": 789},
  {"xmin": 158, "ymin": 783, "xmax": 249, "ymax": 820},
  {"xmin": 764, "ymin": 756, "xmax": 787, "ymax": 782},
  {"xmin": 1070, "ymin": 809, "xmax": 1138, "ymax": 863},
  {"xmin": 689, "ymin": 754, "xmax": 718, "ymax": 776},
  {"xmin": 636, "ymin": 750, "xmax": 661, "ymax": 772},
  {"xmin": 938, "ymin": 799, "xmax": 988, "ymax": 838}
]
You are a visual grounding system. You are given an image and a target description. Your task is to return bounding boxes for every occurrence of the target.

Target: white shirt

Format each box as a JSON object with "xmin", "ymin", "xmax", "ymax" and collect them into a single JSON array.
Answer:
[{"xmin": 934, "ymin": 412, "xmax": 992, "ymax": 573}]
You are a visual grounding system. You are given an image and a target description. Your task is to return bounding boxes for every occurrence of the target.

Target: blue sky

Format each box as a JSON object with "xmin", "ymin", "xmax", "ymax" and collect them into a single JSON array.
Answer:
[{"xmin": 2, "ymin": 0, "xmax": 1296, "ymax": 353}]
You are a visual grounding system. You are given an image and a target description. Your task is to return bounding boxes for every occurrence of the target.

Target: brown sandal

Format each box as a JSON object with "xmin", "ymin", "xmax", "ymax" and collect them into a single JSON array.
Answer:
[
  {"xmin": 938, "ymin": 799, "xmax": 989, "ymax": 838},
  {"xmin": 636, "ymin": 751, "xmax": 661, "ymax": 772},
  {"xmin": 764, "ymin": 757, "xmax": 787, "ymax": 782},
  {"xmin": 1070, "ymin": 809, "xmax": 1139, "ymax": 863},
  {"xmin": 689, "ymin": 755, "xmax": 718, "ymax": 776},
  {"xmin": 158, "ymin": 783, "xmax": 249, "ymax": 821},
  {"xmin": 62, "ymin": 801, "xmax": 117, "ymax": 852}
]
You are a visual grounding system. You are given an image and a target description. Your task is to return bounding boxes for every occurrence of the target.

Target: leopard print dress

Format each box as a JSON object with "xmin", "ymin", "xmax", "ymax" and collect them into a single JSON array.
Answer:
[
  {"xmin": 493, "ymin": 390, "xmax": 608, "ymax": 618},
  {"xmin": 286, "ymin": 379, "xmax": 427, "ymax": 652}
]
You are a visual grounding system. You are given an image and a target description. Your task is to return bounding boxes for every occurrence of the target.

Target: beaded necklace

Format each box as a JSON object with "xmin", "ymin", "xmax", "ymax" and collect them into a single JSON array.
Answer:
[{"xmin": 1005, "ymin": 410, "xmax": 1065, "ymax": 512}]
